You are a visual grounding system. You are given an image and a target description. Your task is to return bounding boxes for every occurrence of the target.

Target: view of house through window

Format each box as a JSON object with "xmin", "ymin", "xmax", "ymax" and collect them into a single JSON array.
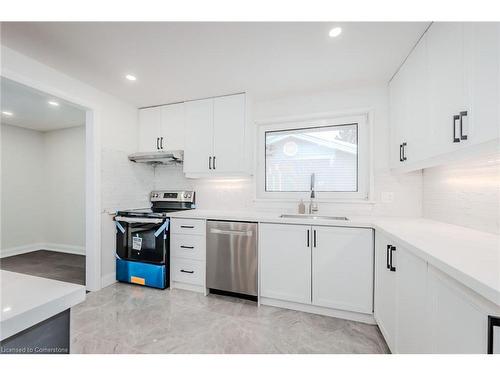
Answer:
[{"xmin": 265, "ymin": 123, "xmax": 358, "ymax": 192}]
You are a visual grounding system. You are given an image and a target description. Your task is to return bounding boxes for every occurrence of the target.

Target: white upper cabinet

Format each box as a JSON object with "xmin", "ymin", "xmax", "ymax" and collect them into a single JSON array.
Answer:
[
  {"xmin": 183, "ymin": 98, "xmax": 214, "ymax": 174},
  {"xmin": 213, "ymin": 94, "xmax": 246, "ymax": 173},
  {"xmin": 138, "ymin": 102, "xmax": 185, "ymax": 153},
  {"xmin": 183, "ymin": 93, "xmax": 248, "ymax": 177},
  {"xmin": 311, "ymin": 226, "xmax": 373, "ymax": 314},
  {"xmin": 427, "ymin": 22, "xmax": 467, "ymax": 155},
  {"xmin": 160, "ymin": 103, "xmax": 185, "ymax": 151},
  {"xmin": 464, "ymin": 22, "xmax": 500, "ymax": 146},
  {"xmin": 138, "ymin": 106, "xmax": 162, "ymax": 152},
  {"xmin": 389, "ymin": 22, "xmax": 499, "ymax": 171}
]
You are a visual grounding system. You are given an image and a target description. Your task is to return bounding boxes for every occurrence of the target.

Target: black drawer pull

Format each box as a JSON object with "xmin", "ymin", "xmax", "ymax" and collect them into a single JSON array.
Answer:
[
  {"xmin": 389, "ymin": 245, "xmax": 396, "ymax": 272},
  {"xmin": 459, "ymin": 111, "xmax": 468, "ymax": 141},
  {"xmin": 453, "ymin": 115, "xmax": 460, "ymax": 143},
  {"xmin": 488, "ymin": 315, "xmax": 500, "ymax": 354},
  {"xmin": 180, "ymin": 245, "xmax": 194, "ymax": 249},
  {"xmin": 386, "ymin": 245, "xmax": 391, "ymax": 270},
  {"xmin": 180, "ymin": 269, "xmax": 194, "ymax": 274},
  {"xmin": 180, "ymin": 225, "xmax": 194, "ymax": 229}
]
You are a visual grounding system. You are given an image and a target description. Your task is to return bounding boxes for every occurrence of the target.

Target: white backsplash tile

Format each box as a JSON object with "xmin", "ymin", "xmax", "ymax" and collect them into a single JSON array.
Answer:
[{"xmin": 423, "ymin": 153, "xmax": 500, "ymax": 234}]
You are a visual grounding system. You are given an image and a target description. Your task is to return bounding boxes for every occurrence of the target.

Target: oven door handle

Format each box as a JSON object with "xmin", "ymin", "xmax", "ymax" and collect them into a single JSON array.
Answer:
[{"xmin": 115, "ymin": 216, "xmax": 165, "ymax": 224}]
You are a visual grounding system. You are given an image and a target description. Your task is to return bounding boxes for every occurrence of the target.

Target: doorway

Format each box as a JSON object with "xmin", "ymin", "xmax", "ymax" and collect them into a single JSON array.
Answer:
[{"xmin": 1, "ymin": 77, "xmax": 88, "ymax": 286}]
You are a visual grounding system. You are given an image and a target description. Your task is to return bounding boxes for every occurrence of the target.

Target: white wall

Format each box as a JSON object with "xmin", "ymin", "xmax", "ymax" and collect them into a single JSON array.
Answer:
[
  {"xmin": 1, "ymin": 45, "xmax": 142, "ymax": 290},
  {"xmin": 44, "ymin": 126, "xmax": 86, "ymax": 249},
  {"xmin": 154, "ymin": 86, "xmax": 423, "ymax": 218},
  {"xmin": 1, "ymin": 124, "xmax": 86, "ymax": 256},
  {"xmin": 1, "ymin": 124, "xmax": 46, "ymax": 252},
  {"xmin": 423, "ymin": 153, "xmax": 500, "ymax": 234}
]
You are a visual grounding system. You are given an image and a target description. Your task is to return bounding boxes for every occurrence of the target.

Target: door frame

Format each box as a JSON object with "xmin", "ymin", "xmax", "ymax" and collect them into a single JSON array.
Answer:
[{"xmin": 1, "ymin": 71, "xmax": 102, "ymax": 291}]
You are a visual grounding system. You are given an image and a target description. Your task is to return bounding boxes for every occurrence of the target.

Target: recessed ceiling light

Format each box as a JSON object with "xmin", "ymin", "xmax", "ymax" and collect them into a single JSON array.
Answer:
[
  {"xmin": 329, "ymin": 27, "xmax": 342, "ymax": 38},
  {"xmin": 2, "ymin": 111, "xmax": 13, "ymax": 116},
  {"xmin": 48, "ymin": 101, "xmax": 60, "ymax": 107},
  {"xmin": 125, "ymin": 74, "xmax": 137, "ymax": 81}
]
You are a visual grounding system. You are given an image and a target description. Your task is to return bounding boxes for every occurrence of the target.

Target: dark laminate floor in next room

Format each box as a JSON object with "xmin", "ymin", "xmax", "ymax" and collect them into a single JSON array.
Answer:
[{"xmin": 0, "ymin": 250, "xmax": 85, "ymax": 285}]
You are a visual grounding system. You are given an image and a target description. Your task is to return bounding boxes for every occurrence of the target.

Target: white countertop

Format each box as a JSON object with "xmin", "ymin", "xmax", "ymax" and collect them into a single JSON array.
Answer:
[
  {"xmin": 0, "ymin": 271, "xmax": 86, "ymax": 340},
  {"xmin": 170, "ymin": 209, "xmax": 500, "ymax": 307}
]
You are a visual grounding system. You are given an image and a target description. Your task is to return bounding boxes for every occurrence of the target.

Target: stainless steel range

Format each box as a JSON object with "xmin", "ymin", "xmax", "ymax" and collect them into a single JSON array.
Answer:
[{"xmin": 114, "ymin": 190, "xmax": 195, "ymax": 289}]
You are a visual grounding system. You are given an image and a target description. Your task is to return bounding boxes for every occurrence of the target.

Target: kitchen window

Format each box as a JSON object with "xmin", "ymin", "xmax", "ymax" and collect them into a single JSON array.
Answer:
[{"xmin": 257, "ymin": 114, "xmax": 371, "ymax": 201}]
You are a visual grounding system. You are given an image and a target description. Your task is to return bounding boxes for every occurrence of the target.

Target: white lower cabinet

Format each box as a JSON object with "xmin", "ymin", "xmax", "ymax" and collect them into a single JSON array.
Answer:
[
  {"xmin": 395, "ymin": 246, "xmax": 429, "ymax": 353},
  {"xmin": 259, "ymin": 223, "xmax": 374, "ymax": 316},
  {"xmin": 374, "ymin": 233, "xmax": 397, "ymax": 351},
  {"xmin": 375, "ymin": 232, "xmax": 500, "ymax": 354},
  {"xmin": 427, "ymin": 266, "xmax": 500, "ymax": 354},
  {"xmin": 170, "ymin": 218, "xmax": 206, "ymax": 293},
  {"xmin": 312, "ymin": 226, "xmax": 373, "ymax": 314},
  {"xmin": 259, "ymin": 223, "xmax": 311, "ymax": 304}
]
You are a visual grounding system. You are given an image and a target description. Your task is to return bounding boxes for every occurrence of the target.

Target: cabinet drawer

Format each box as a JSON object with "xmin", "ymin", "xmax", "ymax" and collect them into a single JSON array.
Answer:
[
  {"xmin": 171, "ymin": 235, "xmax": 206, "ymax": 261},
  {"xmin": 171, "ymin": 258, "xmax": 205, "ymax": 286},
  {"xmin": 171, "ymin": 219, "xmax": 206, "ymax": 235}
]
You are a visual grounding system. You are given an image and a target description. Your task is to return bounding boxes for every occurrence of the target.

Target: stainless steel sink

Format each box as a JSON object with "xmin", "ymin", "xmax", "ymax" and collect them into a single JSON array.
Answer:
[{"xmin": 280, "ymin": 214, "xmax": 349, "ymax": 221}]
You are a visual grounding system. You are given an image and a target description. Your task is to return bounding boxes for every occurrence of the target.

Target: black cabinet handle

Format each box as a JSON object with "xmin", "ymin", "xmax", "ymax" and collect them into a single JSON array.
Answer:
[
  {"xmin": 399, "ymin": 144, "xmax": 403, "ymax": 162},
  {"xmin": 307, "ymin": 229, "xmax": 310, "ymax": 247},
  {"xmin": 386, "ymin": 245, "xmax": 391, "ymax": 270},
  {"xmin": 402, "ymin": 142, "xmax": 407, "ymax": 161},
  {"xmin": 180, "ymin": 245, "xmax": 194, "ymax": 249},
  {"xmin": 156, "ymin": 137, "xmax": 160, "ymax": 150},
  {"xmin": 213, "ymin": 156, "xmax": 216, "ymax": 169},
  {"xmin": 453, "ymin": 115, "xmax": 460, "ymax": 143},
  {"xmin": 488, "ymin": 315, "xmax": 500, "ymax": 354},
  {"xmin": 180, "ymin": 225, "xmax": 194, "ymax": 229},
  {"xmin": 313, "ymin": 230, "xmax": 317, "ymax": 248},
  {"xmin": 459, "ymin": 111, "xmax": 468, "ymax": 141},
  {"xmin": 180, "ymin": 269, "xmax": 194, "ymax": 274},
  {"xmin": 160, "ymin": 137, "xmax": 164, "ymax": 149},
  {"xmin": 209, "ymin": 156, "xmax": 212, "ymax": 170},
  {"xmin": 389, "ymin": 245, "xmax": 396, "ymax": 272}
]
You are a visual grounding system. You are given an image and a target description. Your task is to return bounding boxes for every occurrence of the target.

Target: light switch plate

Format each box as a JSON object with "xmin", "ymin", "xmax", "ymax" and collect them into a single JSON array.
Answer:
[{"xmin": 381, "ymin": 192, "xmax": 394, "ymax": 203}]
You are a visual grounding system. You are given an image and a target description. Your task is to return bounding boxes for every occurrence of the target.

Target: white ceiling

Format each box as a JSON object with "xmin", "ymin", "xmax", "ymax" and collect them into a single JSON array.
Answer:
[
  {"xmin": 1, "ymin": 22, "xmax": 429, "ymax": 108},
  {"xmin": 1, "ymin": 77, "xmax": 86, "ymax": 131}
]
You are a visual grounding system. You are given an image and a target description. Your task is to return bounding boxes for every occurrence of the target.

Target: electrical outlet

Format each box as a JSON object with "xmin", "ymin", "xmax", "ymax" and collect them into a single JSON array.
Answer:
[{"xmin": 381, "ymin": 192, "xmax": 394, "ymax": 203}]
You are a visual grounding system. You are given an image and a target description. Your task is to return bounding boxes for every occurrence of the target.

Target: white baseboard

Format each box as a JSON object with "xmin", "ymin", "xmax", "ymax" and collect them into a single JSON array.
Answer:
[
  {"xmin": 43, "ymin": 243, "xmax": 85, "ymax": 256},
  {"xmin": 101, "ymin": 272, "xmax": 117, "ymax": 288},
  {"xmin": 259, "ymin": 297, "xmax": 376, "ymax": 325},
  {"xmin": 0, "ymin": 243, "xmax": 45, "ymax": 258},
  {"xmin": 0, "ymin": 242, "xmax": 85, "ymax": 258},
  {"xmin": 171, "ymin": 281, "xmax": 206, "ymax": 294}
]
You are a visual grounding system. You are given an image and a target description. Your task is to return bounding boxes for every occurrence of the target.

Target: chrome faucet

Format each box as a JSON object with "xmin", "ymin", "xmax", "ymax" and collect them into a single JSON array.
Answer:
[{"xmin": 309, "ymin": 173, "xmax": 318, "ymax": 214}]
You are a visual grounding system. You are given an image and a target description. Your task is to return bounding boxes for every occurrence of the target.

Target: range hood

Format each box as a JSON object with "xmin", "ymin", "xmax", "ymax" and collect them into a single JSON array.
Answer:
[{"xmin": 128, "ymin": 150, "xmax": 184, "ymax": 165}]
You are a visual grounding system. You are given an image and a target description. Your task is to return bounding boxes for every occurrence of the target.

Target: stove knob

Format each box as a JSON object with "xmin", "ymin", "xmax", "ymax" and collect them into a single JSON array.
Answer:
[{"xmin": 183, "ymin": 193, "xmax": 188, "ymax": 198}]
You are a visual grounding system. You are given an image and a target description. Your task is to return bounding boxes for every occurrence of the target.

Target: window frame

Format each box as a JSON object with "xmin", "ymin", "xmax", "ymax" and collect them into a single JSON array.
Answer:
[{"xmin": 256, "ymin": 112, "xmax": 372, "ymax": 201}]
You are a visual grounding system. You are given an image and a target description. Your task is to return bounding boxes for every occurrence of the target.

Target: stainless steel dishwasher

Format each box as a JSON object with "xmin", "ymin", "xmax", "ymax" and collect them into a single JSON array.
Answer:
[{"xmin": 206, "ymin": 220, "xmax": 258, "ymax": 297}]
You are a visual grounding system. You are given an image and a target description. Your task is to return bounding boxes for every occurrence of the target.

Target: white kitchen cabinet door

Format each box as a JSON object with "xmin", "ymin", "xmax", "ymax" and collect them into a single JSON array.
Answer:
[
  {"xmin": 464, "ymin": 22, "xmax": 500, "ymax": 146},
  {"xmin": 427, "ymin": 22, "xmax": 467, "ymax": 156},
  {"xmin": 260, "ymin": 223, "xmax": 312, "ymax": 304},
  {"xmin": 183, "ymin": 98, "xmax": 214, "ymax": 175},
  {"xmin": 138, "ymin": 107, "xmax": 162, "ymax": 152},
  {"xmin": 401, "ymin": 33, "xmax": 430, "ymax": 163},
  {"xmin": 389, "ymin": 63, "xmax": 407, "ymax": 168},
  {"xmin": 426, "ymin": 266, "xmax": 500, "ymax": 353},
  {"xmin": 396, "ymin": 246, "xmax": 429, "ymax": 354},
  {"xmin": 374, "ymin": 233, "xmax": 398, "ymax": 352},
  {"xmin": 312, "ymin": 226, "xmax": 373, "ymax": 314},
  {"xmin": 160, "ymin": 103, "xmax": 185, "ymax": 151},
  {"xmin": 213, "ymin": 94, "xmax": 246, "ymax": 173}
]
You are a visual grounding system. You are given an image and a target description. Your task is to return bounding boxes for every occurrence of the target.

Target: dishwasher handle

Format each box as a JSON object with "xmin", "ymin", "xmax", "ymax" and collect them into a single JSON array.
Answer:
[{"xmin": 209, "ymin": 228, "xmax": 253, "ymax": 237}]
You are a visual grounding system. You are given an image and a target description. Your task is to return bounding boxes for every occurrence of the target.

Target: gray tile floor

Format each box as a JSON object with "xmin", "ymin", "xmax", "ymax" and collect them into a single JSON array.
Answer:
[
  {"xmin": 0, "ymin": 250, "xmax": 85, "ymax": 285},
  {"xmin": 70, "ymin": 282, "xmax": 390, "ymax": 354}
]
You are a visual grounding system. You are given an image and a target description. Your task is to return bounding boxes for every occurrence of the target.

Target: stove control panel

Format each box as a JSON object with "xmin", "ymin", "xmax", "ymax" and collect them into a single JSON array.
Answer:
[{"xmin": 150, "ymin": 190, "xmax": 195, "ymax": 203}]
